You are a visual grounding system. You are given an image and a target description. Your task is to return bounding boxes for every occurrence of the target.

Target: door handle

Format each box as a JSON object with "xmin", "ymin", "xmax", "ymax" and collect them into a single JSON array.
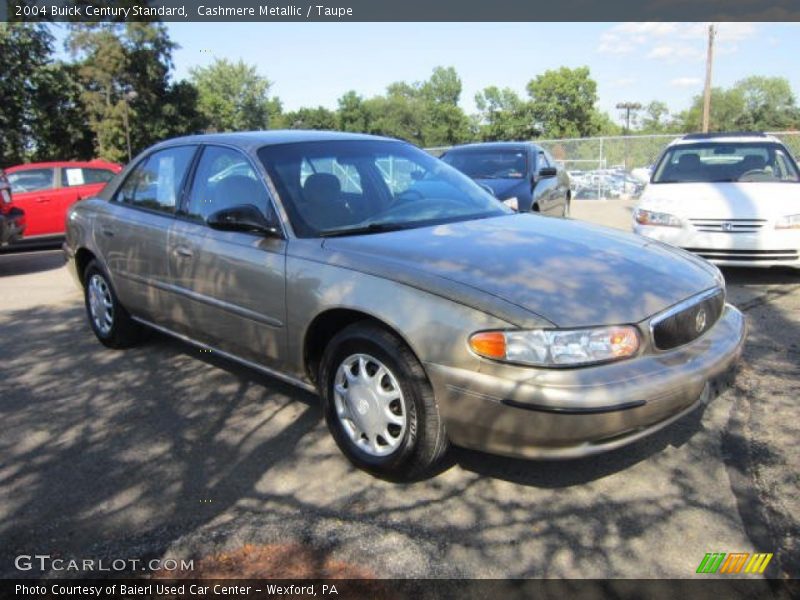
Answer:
[
  {"xmin": 173, "ymin": 246, "xmax": 193, "ymax": 258},
  {"xmin": 35, "ymin": 197, "xmax": 49, "ymax": 203}
]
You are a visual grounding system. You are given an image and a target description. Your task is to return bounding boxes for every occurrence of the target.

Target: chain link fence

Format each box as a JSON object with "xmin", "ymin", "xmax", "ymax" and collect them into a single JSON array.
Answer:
[{"xmin": 429, "ymin": 131, "xmax": 800, "ymax": 200}]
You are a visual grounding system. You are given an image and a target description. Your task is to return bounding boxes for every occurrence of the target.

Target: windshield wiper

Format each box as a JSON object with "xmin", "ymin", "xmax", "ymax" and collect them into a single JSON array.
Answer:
[{"xmin": 319, "ymin": 222, "xmax": 412, "ymax": 238}]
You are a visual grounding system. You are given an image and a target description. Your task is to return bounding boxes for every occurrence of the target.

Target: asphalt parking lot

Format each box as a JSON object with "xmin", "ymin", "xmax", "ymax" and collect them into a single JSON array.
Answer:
[{"xmin": 1, "ymin": 199, "xmax": 798, "ymax": 580}]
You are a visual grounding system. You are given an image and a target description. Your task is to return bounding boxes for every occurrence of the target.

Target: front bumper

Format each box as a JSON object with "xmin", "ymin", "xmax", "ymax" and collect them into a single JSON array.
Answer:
[
  {"xmin": 634, "ymin": 224, "xmax": 800, "ymax": 268},
  {"xmin": 426, "ymin": 304, "xmax": 746, "ymax": 459}
]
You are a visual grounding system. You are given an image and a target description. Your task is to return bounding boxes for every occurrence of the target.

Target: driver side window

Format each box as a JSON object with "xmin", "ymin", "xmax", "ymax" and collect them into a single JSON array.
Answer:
[{"xmin": 184, "ymin": 146, "xmax": 269, "ymax": 223}]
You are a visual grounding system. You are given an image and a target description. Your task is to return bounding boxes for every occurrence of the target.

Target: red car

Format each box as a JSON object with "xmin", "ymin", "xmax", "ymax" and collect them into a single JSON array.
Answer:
[{"xmin": 6, "ymin": 160, "xmax": 121, "ymax": 241}]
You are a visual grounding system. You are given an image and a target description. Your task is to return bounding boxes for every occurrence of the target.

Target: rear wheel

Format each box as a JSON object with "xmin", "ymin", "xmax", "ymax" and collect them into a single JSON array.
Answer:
[
  {"xmin": 319, "ymin": 322, "xmax": 449, "ymax": 479},
  {"xmin": 83, "ymin": 260, "xmax": 145, "ymax": 348}
]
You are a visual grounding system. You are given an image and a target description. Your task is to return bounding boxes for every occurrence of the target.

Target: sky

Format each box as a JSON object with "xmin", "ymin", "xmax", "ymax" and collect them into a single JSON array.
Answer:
[{"xmin": 54, "ymin": 22, "xmax": 800, "ymax": 123}]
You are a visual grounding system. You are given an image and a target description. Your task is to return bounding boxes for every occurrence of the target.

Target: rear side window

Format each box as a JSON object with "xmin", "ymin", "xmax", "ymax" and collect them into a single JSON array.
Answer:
[
  {"xmin": 184, "ymin": 146, "xmax": 269, "ymax": 222},
  {"xmin": 117, "ymin": 147, "xmax": 195, "ymax": 213},
  {"xmin": 62, "ymin": 167, "xmax": 116, "ymax": 187}
]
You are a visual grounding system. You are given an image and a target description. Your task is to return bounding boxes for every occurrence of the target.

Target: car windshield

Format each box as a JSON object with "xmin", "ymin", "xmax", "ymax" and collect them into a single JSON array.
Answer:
[
  {"xmin": 652, "ymin": 142, "xmax": 800, "ymax": 184},
  {"xmin": 441, "ymin": 149, "xmax": 527, "ymax": 179},
  {"xmin": 258, "ymin": 140, "xmax": 510, "ymax": 238}
]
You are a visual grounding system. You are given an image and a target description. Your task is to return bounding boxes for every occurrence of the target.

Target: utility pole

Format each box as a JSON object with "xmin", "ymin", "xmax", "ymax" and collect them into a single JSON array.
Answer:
[
  {"xmin": 616, "ymin": 101, "xmax": 642, "ymax": 171},
  {"xmin": 702, "ymin": 23, "xmax": 716, "ymax": 133},
  {"xmin": 122, "ymin": 89, "xmax": 138, "ymax": 163}
]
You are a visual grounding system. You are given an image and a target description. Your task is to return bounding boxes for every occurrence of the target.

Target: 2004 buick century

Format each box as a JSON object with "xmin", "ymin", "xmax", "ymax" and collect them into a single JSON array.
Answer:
[{"xmin": 64, "ymin": 132, "xmax": 746, "ymax": 478}]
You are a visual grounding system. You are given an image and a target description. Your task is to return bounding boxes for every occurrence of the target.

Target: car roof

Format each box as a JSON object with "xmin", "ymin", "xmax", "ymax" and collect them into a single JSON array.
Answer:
[
  {"xmin": 669, "ymin": 132, "xmax": 782, "ymax": 147},
  {"xmin": 444, "ymin": 142, "xmax": 538, "ymax": 153},
  {"xmin": 6, "ymin": 160, "xmax": 121, "ymax": 172},
  {"xmin": 151, "ymin": 130, "xmax": 398, "ymax": 153}
]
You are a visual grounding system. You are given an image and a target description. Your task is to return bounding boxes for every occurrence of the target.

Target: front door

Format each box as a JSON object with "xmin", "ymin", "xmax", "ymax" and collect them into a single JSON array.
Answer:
[
  {"xmin": 7, "ymin": 167, "xmax": 58, "ymax": 236},
  {"xmin": 168, "ymin": 145, "xmax": 288, "ymax": 369}
]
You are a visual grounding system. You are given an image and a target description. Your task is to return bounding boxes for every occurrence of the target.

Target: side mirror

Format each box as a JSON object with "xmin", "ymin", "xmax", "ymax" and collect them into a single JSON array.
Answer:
[
  {"xmin": 538, "ymin": 167, "xmax": 558, "ymax": 178},
  {"xmin": 479, "ymin": 183, "xmax": 496, "ymax": 197},
  {"xmin": 207, "ymin": 204, "xmax": 280, "ymax": 236}
]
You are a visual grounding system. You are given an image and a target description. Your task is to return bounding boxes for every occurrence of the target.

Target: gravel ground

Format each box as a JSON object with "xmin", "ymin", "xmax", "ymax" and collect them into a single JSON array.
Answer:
[{"xmin": 0, "ymin": 203, "xmax": 797, "ymax": 581}]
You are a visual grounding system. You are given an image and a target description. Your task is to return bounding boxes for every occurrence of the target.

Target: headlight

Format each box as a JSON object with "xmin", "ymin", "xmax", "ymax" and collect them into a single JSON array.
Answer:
[
  {"xmin": 469, "ymin": 326, "xmax": 640, "ymax": 367},
  {"xmin": 634, "ymin": 208, "xmax": 682, "ymax": 227},
  {"xmin": 775, "ymin": 214, "xmax": 800, "ymax": 229},
  {"xmin": 502, "ymin": 197, "xmax": 519, "ymax": 211}
]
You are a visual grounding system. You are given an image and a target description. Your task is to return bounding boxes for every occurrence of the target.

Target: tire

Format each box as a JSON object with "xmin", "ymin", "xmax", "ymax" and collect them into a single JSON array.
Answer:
[
  {"xmin": 83, "ymin": 260, "xmax": 145, "ymax": 349},
  {"xmin": 319, "ymin": 322, "xmax": 449, "ymax": 480}
]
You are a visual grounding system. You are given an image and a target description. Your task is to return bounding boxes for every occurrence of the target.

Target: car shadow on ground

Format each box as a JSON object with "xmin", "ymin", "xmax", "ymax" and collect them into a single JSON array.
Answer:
[
  {"xmin": 0, "ymin": 248, "xmax": 64, "ymax": 277},
  {"xmin": 721, "ymin": 265, "xmax": 799, "ymax": 287}
]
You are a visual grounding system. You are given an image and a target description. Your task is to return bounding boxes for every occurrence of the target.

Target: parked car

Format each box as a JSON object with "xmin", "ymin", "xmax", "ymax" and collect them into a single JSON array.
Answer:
[
  {"xmin": 6, "ymin": 160, "xmax": 121, "ymax": 243},
  {"xmin": 634, "ymin": 132, "xmax": 800, "ymax": 268},
  {"xmin": 0, "ymin": 169, "xmax": 25, "ymax": 247},
  {"xmin": 440, "ymin": 142, "xmax": 571, "ymax": 216},
  {"xmin": 64, "ymin": 131, "xmax": 745, "ymax": 478}
]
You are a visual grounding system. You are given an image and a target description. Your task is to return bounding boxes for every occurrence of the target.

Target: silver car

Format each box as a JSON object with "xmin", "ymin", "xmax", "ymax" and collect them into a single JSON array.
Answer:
[{"xmin": 64, "ymin": 131, "xmax": 746, "ymax": 479}]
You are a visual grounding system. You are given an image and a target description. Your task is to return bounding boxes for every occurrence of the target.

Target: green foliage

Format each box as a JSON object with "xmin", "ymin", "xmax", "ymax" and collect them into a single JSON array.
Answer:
[
  {"xmin": 68, "ymin": 22, "xmax": 203, "ymax": 162},
  {"xmin": 190, "ymin": 58, "xmax": 282, "ymax": 132},
  {"xmin": 676, "ymin": 76, "xmax": 800, "ymax": 132},
  {"xmin": 526, "ymin": 66, "xmax": 599, "ymax": 138},
  {"xmin": 474, "ymin": 86, "xmax": 537, "ymax": 141},
  {"xmin": 279, "ymin": 106, "xmax": 338, "ymax": 130},
  {"xmin": 0, "ymin": 24, "xmax": 52, "ymax": 166}
]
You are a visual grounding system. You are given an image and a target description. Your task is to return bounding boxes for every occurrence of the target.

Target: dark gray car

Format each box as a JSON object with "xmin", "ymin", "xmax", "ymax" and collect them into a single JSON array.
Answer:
[
  {"xmin": 441, "ymin": 142, "xmax": 571, "ymax": 215},
  {"xmin": 64, "ymin": 131, "xmax": 745, "ymax": 479}
]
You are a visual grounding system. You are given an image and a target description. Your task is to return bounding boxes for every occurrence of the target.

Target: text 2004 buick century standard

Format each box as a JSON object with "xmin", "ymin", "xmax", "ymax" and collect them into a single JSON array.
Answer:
[{"xmin": 64, "ymin": 131, "xmax": 746, "ymax": 478}]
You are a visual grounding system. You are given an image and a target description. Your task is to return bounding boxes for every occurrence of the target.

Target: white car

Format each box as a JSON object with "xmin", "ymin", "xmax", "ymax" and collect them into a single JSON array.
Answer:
[{"xmin": 633, "ymin": 133, "xmax": 800, "ymax": 269}]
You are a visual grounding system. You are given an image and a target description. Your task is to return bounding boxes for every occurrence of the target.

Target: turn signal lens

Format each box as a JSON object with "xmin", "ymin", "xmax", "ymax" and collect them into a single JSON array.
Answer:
[
  {"xmin": 469, "ymin": 331, "xmax": 506, "ymax": 359},
  {"xmin": 775, "ymin": 214, "xmax": 800, "ymax": 229},
  {"xmin": 470, "ymin": 326, "xmax": 640, "ymax": 367}
]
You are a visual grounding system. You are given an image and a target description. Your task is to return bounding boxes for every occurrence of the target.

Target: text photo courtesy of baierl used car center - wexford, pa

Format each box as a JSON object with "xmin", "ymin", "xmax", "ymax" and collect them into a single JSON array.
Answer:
[{"xmin": 1, "ymin": 1, "xmax": 799, "ymax": 599}]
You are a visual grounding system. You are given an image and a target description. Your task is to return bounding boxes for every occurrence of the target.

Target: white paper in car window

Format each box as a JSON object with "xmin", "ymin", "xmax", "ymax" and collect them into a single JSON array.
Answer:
[
  {"xmin": 156, "ymin": 157, "xmax": 176, "ymax": 207},
  {"xmin": 65, "ymin": 168, "xmax": 84, "ymax": 186}
]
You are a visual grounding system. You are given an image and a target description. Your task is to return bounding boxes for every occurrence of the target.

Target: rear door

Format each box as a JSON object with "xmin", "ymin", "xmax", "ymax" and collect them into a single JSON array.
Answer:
[
  {"xmin": 168, "ymin": 145, "xmax": 288, "ymax": 369},
  {"xmin": 94, "ymin": 146, "xmax": 197, "ymax": 322},
  {"xmin": 7, "ymin": 167, "xmax": 58, "ymax": 236}
]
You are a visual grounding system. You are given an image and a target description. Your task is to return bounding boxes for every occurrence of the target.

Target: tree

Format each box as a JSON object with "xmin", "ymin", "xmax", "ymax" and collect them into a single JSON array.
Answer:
[
  {"xmin": 280, "ymin": 106, "xmax": 338, "ymax": 130},
  {"xmin": 0, "ymin": 24, "xmax": 52, "ymax": 166},
  {"xmin": 29, "ymin": 62, "xmax": 94, "ymax": 161},
  {"xmin": 190, "ymin": 58, "xmax": 281, "ymax": 132},
  {"xmin": 639, "ymin": 101, "xmax": 671, "ymax": 133},
  {"xmin": 474, "ymin": 86, "xmax": 536, "ymax": 141},
  {"xmin": 337, "ymin": 91, "xmax": 370, "ymax": 132},
  {"xmin": 67, "ymin": 23, "xmax": 203, "ymax": 162},
  {"xmin": 734, "ymin": 76, "xmax": 800, "ymax": 130},
  {"xmin": 526, "ymin": 66, "xmax": 599, "ymax": 138},
  {"xmin": 676, "ymin": 76, "xmax": 800, "ymax": 132}
]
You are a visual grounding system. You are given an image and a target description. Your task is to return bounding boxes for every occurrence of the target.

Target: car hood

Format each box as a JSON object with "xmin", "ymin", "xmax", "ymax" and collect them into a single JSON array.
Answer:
[
  {"xmin": 321, "ymin": 214, "xmax": 719, "ymax": 328},
  {"xmin": 474, "ymin": 178, "xmax": 525, "ymax": 198},
  {"xmin": 641, "ymin": 182, "xmax": 800, "ymax": 220}
]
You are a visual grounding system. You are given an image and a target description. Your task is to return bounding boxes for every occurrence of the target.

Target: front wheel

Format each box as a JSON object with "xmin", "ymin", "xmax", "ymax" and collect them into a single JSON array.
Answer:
[
  {"xmin": 83, "ymin": 260, "xmax": 145, "ymax": 348},
  {"xmin": 319, "ymin": 322, "xmax": 449, "ymax": 479}
]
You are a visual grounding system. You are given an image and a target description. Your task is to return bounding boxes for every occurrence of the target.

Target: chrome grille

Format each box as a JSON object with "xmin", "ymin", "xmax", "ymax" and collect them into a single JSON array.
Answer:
[
  {"xmin": 683, "ymin": 248, "xmax": 799, "ymax": 262},
  {"xmin": 650, "ymin": 288, "xmax": 725, "ymax": 351},
  {"xmin": 689, "ymin": 218, "xmax": 766, "ymax": 233}
]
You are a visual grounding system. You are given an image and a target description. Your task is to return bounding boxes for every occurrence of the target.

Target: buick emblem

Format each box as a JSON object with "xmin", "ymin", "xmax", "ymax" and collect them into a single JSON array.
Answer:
[
  {"xmin": 695, "ymin": 309, "xmax": 707, "ymax": 333},
  {"xmin": 722, "ymin": 222, "xmax": 734, "ymax": 232}
]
